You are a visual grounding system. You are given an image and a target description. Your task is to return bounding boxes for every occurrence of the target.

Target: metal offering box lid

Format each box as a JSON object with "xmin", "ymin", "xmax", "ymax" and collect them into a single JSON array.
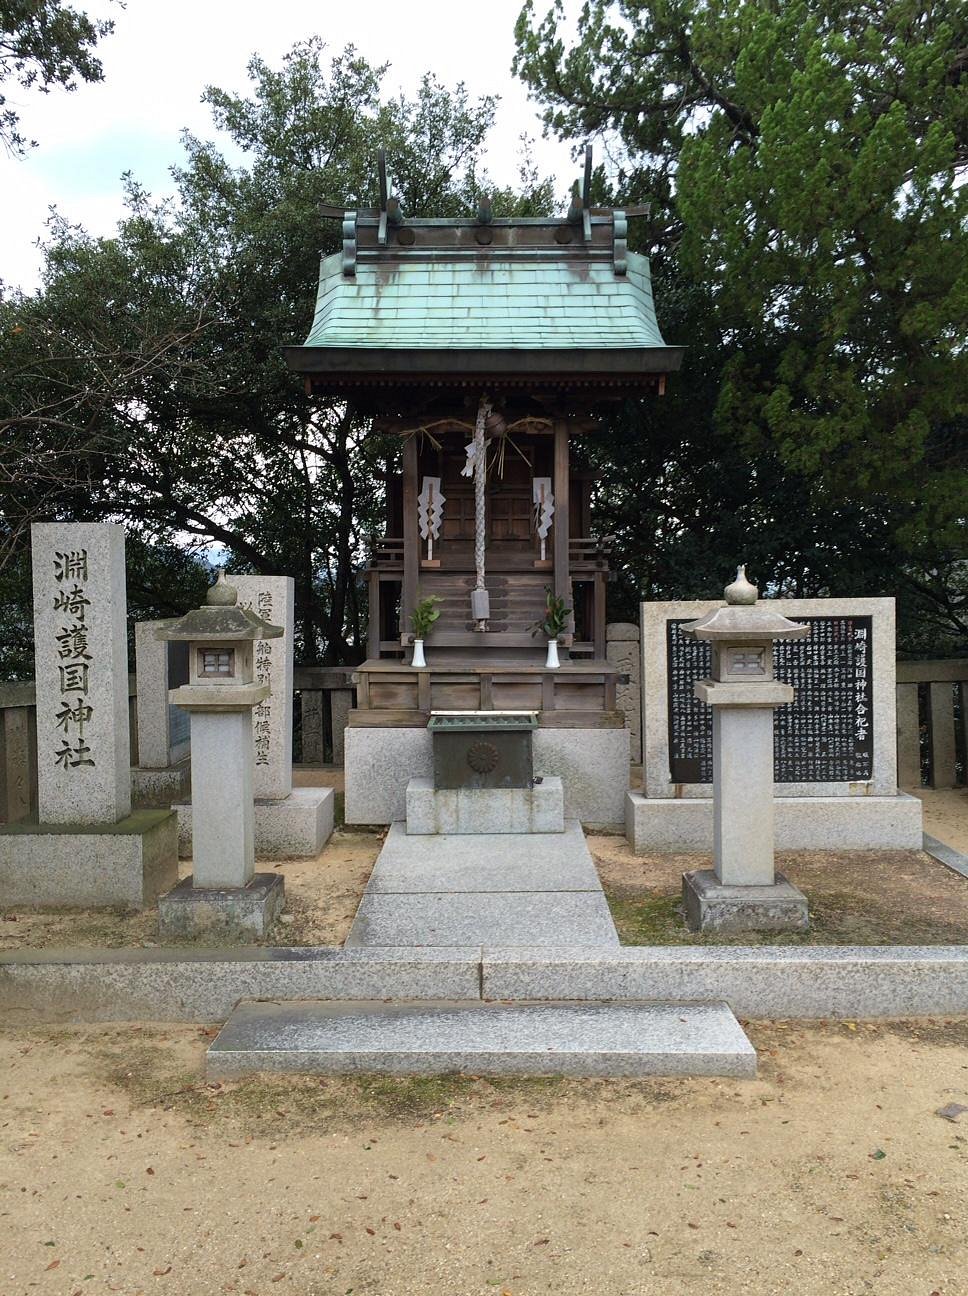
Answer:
[{"xmin": 428, "ymin": 711, "xmax": 538, "ymax": 732}]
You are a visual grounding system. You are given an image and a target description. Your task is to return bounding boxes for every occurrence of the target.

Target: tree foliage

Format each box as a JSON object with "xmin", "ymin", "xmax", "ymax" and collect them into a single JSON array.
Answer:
[
  {"xmin": 0, "ymin": 39, "xmax": 554, "ymax": 675},
  {"xmin": 0, "ymin": 0, "xmax": 113, "ymax": 152},
  {"xmin": 516, "ymin": 0, "xmax": 968, "ymax": 647}
]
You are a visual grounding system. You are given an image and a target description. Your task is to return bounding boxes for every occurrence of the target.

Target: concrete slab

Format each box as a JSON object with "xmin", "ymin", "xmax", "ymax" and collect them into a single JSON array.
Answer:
[
  {"xmin": 346, "ymin": 891, "xmax": 619, "ymax": 949},
  {"xmin": 405, "ymin": 777, "xmax": 565, "ymax": 834},
  {"xmin": 366, "ymin": 820, "xmax": 599, "ymax": 894},
  {"xmin": 625, "ymin": 790, "xmax": 924, "ymax": 852},
  {"xmin": 206, "ymin": 998, "xmax": 757, "ymax": 1078},
  {"xmin": 175, "ymin": 787, "xmax": 335, "ymax": 860}
]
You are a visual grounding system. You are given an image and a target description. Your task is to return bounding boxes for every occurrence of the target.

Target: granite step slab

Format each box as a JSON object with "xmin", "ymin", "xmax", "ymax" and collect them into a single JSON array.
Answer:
[
  {"xmin": 366, "ymin": 820, "xmax": 599, "ymax": 894},
  {"xmin": 206, "ymin": 999, "xmax": 757, "ymax": 1078},
  {"xmin": 347, "ymin": 890, "xmax": 619, "ymax": 948}
]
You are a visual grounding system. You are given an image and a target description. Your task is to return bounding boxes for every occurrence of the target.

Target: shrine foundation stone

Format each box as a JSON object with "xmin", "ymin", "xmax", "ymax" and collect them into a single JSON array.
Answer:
[{"xmin": 345, "ymin": 726, "xmax": 628, "ymax": 828}]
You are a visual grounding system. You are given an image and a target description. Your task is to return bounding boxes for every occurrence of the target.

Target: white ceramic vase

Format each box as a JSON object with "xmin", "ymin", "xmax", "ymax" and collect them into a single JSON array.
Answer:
[
  {"xmin": 412, "ymin": 639, "xmax": 426, "ymax": 668},
  {"xmin": 545, "ymin": 637, "xmax": 560, "ymax": 669}
]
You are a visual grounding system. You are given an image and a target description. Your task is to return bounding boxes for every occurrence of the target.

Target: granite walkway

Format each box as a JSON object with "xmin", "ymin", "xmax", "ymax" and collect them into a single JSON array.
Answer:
[{"xmin": 346, "ymin": 820, "xmax": 619, "ymax": 949}]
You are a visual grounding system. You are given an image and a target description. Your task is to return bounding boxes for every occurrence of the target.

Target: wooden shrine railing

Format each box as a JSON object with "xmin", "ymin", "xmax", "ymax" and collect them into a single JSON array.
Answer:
[{"xmin": 349, "ymin": 659, "xmax": 624, "ymax": 729}]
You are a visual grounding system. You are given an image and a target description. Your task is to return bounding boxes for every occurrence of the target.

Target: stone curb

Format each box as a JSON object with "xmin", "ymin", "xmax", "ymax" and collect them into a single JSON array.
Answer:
[
  {"xmin": 482, "ymin": 946, "xmax": 968, "ymax": 1019},
  {"xmin": 2, "ymin": 944, "xmax": 968, "ymax": 1024},
  {"xmin": 923, "ymin": 833, "xmax": 968, "ymax": 881},
  {"xmin": 0, "ymin": 946, "xmax": 482, "ymax": 1023}
]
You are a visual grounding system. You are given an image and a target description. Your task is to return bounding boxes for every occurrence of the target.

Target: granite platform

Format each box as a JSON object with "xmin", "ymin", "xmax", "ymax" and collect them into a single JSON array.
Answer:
[
  {"xmin": 206, "ymin": 998, "xmax": 757, "ymax": 1078},
  {"xmin": 346, "ymin": 819, "xmax": 619, "ymax": 949}
]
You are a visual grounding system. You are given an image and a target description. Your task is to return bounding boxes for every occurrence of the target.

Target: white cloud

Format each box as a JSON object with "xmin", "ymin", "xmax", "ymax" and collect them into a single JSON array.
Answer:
[{"xmin": 0, "ymin": 0, "xmax": 580, "ymax": 290}]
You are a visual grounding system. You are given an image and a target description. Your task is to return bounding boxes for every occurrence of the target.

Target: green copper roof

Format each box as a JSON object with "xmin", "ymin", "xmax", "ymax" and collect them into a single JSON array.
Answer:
[{"xmin": 299, "ymin": 249, "xmax": 668, "ymax": 352}]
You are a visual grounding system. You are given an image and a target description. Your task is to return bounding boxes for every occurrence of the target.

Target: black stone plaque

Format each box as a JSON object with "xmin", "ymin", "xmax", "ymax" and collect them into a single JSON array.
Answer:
[{"xmin": 666, "ymin": 615, "xmax": 875, "ymax": 784}]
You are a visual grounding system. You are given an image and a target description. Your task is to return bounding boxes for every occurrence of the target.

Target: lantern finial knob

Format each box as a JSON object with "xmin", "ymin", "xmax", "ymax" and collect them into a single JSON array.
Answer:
[
  {"xmin": 206, "ymin": 568, "xmax": 238, "ymax": 607},
  {"xmin": 724, "ymin": 564, "xmax": 758, "ymax": 606}
]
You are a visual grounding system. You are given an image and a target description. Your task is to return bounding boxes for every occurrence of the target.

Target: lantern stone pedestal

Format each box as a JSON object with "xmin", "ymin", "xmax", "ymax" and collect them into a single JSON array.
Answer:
[
  {"xmin": 680, "ymin": 567, "xmax": 810, "ymax": 935},
  {"xmin": 155, "ymin": 574, "xmax": 286, "ymax": 940}
]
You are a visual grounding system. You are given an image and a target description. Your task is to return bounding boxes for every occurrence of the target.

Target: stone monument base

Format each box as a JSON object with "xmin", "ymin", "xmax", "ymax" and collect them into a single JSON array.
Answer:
[
  {"xmin": 131, "ymin": 758, "xmax": 191, "ymax": 809},
  {"xmin": 158, "ymin": 872, "xmax": 284, "ymax": 940},
  {"xmin": 0, "ymin": 810, "xmax": 178, "ymax": 909},
  {"xmin": 683, "ymin": 868, "xmax": 809, "ymax": 934},
  {"xmin": 405, "ymin": 776, "xmax": 565, "ymax": 834},
  {"xmin": 175, "ymin": 787, "xmax": 334, "ymax": 860},
  {"xmin": 626, "ymin": 790, "xmax": 923, "ymax": 853},
  {"xmin": 346, "ymin": 726, "xmax": 629, "ymax": 829}
]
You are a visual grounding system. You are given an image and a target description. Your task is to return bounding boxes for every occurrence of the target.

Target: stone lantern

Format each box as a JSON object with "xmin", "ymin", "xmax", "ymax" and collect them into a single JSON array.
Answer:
[
  {"xmin": 680, "ymin": 566, "xmax": 811, "ymax": 933},
  {"xmin": 155, "ymin": 571, "xmax": 286, "ymax": 938}
]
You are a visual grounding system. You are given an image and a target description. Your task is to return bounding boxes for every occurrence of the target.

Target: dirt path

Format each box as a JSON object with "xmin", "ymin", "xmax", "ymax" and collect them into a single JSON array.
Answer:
[
  {"xmin": 917, "ymin": 788, "xmax": 968, "ymax": 855},
  {"xmin": 0, "ymin": 1021, "xmax": 966, "ymax": 1295}
]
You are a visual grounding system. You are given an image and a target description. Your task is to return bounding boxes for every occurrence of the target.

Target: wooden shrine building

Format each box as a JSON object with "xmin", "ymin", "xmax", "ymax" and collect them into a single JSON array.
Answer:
[{"xmin": 285, "ymin": 151, "xmax": 682, "ymax": 747}]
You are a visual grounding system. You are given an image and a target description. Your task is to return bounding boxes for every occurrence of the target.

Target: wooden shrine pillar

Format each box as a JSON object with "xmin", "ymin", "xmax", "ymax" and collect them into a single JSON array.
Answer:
[
  {"xmin": 402, "ymin": 435, "xmax": 419, "ymax": 641},
  {"xmin": 553, "ymin": 420, "xmax": 572, "ymax": 641}
]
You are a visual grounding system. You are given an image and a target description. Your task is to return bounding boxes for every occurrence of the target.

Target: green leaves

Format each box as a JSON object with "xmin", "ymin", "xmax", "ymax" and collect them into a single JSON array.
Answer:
[{"xmin": 515, "ymin": 0, "xmax": 968, "ymax": 646}]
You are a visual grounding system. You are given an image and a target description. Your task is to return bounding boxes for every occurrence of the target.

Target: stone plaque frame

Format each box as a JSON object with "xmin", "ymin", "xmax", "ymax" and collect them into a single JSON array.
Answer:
[{"xmin": 640, "ymin": 598, "xmax": 897, "ymax": 798}]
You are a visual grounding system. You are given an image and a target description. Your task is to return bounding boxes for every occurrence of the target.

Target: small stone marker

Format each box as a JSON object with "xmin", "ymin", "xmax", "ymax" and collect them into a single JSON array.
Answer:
[
  {"xmin": 233, "ymin": 576, "xmax": 294, "ymax": 801},
  {"xmin": 31, "ymin": 522, "xmax": 131, "ymax": 825}
]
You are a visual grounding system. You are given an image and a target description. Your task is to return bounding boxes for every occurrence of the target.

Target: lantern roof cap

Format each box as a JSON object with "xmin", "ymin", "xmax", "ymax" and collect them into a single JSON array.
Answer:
[
  {"xmin": 155, "ymin": 571, "xmax": 284, "ymax": 643},
  {"xmin": 682, "ymin": 566, "xmax": 811, "ymax": 642}
]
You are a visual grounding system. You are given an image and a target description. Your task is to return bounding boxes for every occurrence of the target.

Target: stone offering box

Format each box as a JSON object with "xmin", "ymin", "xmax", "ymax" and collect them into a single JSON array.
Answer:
[
  {"xmin": 429, "ymin": 711, "xmax": 536, "ymax": 790},
  {"xmin": 627, "ymin": 597, "xmax": 923, "ymax": 853},
  {"xmin": 406, "ymin": 711, "xmax": 564, "ymax": 835}
]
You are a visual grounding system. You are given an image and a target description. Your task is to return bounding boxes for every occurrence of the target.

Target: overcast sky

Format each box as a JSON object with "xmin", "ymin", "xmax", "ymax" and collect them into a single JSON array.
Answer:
[{"xmin": 1, "ymin": 0, "xmax": 582, "ymax": 292}]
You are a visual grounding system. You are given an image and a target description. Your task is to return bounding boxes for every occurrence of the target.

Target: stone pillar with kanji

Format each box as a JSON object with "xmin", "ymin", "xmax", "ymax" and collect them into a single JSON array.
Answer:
[{"xmin": 0, "ymin": 523, "xmax": 178, "ymax": 910}]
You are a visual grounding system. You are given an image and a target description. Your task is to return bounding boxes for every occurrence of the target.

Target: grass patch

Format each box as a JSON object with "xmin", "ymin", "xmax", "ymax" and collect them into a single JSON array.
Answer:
[{"xmin": 606, "ymin": 885, "xmax": 968, "ymax": 947}]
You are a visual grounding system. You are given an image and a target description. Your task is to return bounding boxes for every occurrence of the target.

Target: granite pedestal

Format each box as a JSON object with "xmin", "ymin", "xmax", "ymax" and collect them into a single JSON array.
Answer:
[
  {"xmin": 131, "ymin": 758, "xmax": 191, "ymax": 809},
  {"xmin": 682, "ymin": 868, "xmax": 809, "ymax": 935},
  {"xmin": 345, "ymin": 725, "xmax": 629, "ymax": 829},
  {"xmin": 174, "ymin": 787, "xmax": 334, "ymax": 860},
  {"xmin": 405, "ymin": 776, "xmax": 564, "ymax": 834},
  {"xmin": 0, "ymin": 810, "xmax": 178, "ymax": 909},
  {"xmin": 158, "ymin": 872, "xmax": 284, "ymax": 939}
]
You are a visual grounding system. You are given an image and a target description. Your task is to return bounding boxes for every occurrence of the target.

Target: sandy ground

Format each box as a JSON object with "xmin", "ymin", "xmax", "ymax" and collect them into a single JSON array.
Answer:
[
  {"xmin": 0, "ymin": 830, "xmax": 382, "ymax": 952},
  {"xmin": 916, "ymin": 788, "xmax": 968, "ymax": 855},
  {"xmin": 0, "ymin": 1020, "xmax": 965, "ymax": 1296}
]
